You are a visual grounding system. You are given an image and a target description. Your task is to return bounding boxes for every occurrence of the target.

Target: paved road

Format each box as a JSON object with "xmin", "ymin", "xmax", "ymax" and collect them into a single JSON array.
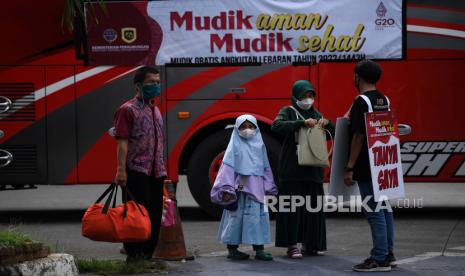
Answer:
[
  {"xmin": 0, "ymin": 210, "xmax": 464, "ymax": 275},
  {"xmin": 0, "ymin": 179, "xmax": 464, "ymax": 275}
]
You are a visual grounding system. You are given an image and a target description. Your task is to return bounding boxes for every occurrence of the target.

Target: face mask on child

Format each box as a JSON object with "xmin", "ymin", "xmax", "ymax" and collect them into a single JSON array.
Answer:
[{"xmin": 239, "ymin": 128, "xmax": 256, "ymax": 139}]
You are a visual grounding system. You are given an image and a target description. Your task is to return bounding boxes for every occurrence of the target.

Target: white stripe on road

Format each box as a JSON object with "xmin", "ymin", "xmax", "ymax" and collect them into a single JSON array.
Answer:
[
  {"xmin": 407, "ymin": 24, "xmax": 465, "ymax": 39},
  {"xmin": 442, "ymin": 252, "xmax": 465, "ymax": 256},
  {"xmin": 396, "ymin": 252, "xmax": 441, "ymax": 265},
  {"xmin": 397, "ymin": 251, "xmax": 465, "ymax": 265}
]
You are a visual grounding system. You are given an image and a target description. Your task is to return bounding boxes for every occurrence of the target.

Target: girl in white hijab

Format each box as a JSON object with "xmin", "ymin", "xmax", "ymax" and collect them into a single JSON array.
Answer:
[{"xmin": 211, "ymin": 114, "xmax": 277, "ymax": 261}]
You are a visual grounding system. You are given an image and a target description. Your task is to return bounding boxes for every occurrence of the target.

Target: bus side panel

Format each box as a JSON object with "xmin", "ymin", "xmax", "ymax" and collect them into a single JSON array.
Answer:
[
  {"xmin": 165, "ymin": 65, "xmax": 310, "ymax": 180},
  {"xmin": 45, "ymin": 66, "xmax": 78, "ymax": 184},
  {"xmin": 74, "ymin": 67, "xmax": 134, "ymax": 184},
  {"xmin": 0, "ymin": 66, "xmax": 47, "ymax": 184},
  {"xmin": 379, "ymin": 60, "xmax": 465, "ymax": 182},
  {"xmin": 318, "ymin": 60, "xmax": 465, "ymax": 182}
]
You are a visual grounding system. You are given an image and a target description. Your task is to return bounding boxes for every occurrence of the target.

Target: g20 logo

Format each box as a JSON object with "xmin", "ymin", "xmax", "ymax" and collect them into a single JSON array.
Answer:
[{"xmin": 375, "ymin": 18, "xmax": 395, "ymax": 26}]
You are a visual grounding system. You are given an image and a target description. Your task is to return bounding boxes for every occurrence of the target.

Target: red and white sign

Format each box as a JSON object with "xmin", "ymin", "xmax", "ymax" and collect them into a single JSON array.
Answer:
[
  {"xmin": 85, "ymin": 0, "xmax": 404, "ymax": 65},
  {"xmin": 365, "ymin": 111, "xmax": 405, "ymax": 202}
]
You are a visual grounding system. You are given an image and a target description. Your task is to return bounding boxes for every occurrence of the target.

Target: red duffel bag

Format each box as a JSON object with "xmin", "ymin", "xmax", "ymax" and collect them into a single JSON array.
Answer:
[{"xmin": 82, "ymin": 183, "xmax": 151, "ymax": 243}]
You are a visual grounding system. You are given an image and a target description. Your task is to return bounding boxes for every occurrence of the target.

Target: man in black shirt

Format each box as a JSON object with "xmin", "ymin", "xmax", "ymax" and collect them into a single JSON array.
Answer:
[{"xmin": 344, "ymin": 60, "xmax": 395, "ymax": 272}]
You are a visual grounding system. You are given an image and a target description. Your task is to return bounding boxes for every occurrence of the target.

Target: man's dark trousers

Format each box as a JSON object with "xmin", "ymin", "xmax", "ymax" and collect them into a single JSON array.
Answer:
[{"xmin": 123, "ymin": 168, "xmax": 164, "ymax": 259}]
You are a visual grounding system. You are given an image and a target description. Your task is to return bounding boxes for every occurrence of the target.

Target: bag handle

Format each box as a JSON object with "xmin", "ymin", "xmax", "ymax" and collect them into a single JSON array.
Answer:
[
  {"xmin": 95, "ymin": 184, "xmax": 147, "ymax": 217},
  {"xmin": 94, "ymin": 183, "xmax": 117, "ymax": 214},
  {"xmin": 95, "ymin": 183, "xmax": 116, "ymax": 204},
  {"xmin": 290, "ymin": 105, "xmax": 333, "ymax": 153},
  {"xmin": 288, "ymin": 106, "xmax": 306, "ymax": 121},
  {"xmin": 112, "ymin": 185, "xmax": 118, "ymax": 209},
  {"xmin": 122, "ymin": 187, "xmax": 147, "ymax": 218},
  {"xmin": 306, "ymin": 127, "xmax": 334, "ymax": 162},
  {"xmin": 103, "ymin": 185, "xmax": 118, "ymax": 214},
  {"xmin": 289, "ymin": 106, "xmax": 327, "ymax": 128},
  {"xmin": 324, "ymin": 128, "xmax": 334, "ymax": 158}
]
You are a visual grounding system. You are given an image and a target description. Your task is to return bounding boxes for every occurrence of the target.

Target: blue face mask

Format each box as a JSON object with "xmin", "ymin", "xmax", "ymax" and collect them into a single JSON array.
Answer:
[{"xmin": 141, "ymin": 83, "xmax": 161, "ymax": 99}]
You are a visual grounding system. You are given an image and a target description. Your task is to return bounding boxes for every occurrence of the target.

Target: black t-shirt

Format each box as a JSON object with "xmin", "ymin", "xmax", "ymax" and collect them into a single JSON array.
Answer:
[{"xmin": 349, "ymin": 90, "xmax": 389, "ymax": 181}]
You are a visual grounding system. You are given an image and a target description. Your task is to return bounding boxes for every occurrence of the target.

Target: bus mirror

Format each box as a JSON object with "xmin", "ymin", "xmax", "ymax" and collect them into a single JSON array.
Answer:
[
  {"xmin": 108, "ymin": 127, "xmax": 116, "ymax": 138},
  {"xmin": 398, "ymin": 124, "xmax": 412, "ymax": 136}
]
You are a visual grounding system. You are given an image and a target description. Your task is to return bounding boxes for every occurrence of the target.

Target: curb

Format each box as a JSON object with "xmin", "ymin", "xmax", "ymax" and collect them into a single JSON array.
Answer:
[{"xmin": 0, "ymin": 253, "xmax": 78, "ymax": 276}]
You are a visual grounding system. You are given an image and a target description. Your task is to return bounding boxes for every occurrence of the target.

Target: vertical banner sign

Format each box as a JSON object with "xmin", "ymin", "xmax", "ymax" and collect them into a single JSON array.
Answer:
[
  {"xmin": 85, "ymin": 0, "xmax": 405, "ymax": 65},
  {"xmin": 365, "ymin": 111, "xmax": 405, "ymax": 202}
]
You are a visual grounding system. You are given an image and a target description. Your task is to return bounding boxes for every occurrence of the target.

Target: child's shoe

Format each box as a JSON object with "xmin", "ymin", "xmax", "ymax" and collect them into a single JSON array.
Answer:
[
  {"xmin": 227, "ymin": 249, "xmax": 250, "ymax": 260},
  {"xmin": 255, "ymin": 250, "xmax": 273, "ymax": 261}
]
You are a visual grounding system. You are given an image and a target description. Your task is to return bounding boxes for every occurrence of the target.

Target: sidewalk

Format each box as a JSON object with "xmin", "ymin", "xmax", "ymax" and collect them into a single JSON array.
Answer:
[{"xmin": 0, "ymin": 180, "xmax": 464, "ymax": 211}]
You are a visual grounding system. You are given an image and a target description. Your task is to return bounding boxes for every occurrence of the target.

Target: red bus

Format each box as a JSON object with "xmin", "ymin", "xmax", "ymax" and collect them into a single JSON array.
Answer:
[{"xmin": 1, "ymin": 0, "xmax": 464, "ymax": 216}]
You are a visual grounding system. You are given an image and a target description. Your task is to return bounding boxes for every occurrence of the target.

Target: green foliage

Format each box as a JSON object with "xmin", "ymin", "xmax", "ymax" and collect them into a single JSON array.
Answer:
[
  {"xmin": 0, "ymin": 230, "xmax": 32, "ymax": 247},
  {"xmin": 77, "ymin": 259, "xmax": 165, "ymax": 275}
]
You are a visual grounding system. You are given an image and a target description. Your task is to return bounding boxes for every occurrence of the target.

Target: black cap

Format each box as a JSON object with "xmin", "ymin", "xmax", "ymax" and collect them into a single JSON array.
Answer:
[{"xmin": 354, "ymin": 60, "xmax": 382, "ymax": 84}]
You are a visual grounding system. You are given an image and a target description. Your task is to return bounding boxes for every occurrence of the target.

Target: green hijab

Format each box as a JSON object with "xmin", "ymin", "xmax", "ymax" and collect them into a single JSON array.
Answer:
[{"xmin": 291, "ymin": 80, "xmax": 321, "ymax": 120}]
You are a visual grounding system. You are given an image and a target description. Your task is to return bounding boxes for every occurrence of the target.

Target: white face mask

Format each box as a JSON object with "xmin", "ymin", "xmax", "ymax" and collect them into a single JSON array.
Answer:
[
  {"xmin": 239, "ymin": 128, "xmax": 257, "ymax": 139},
  {"xmin": 296, "ymin": 98, "xmax": 314, "ymax": 110}
]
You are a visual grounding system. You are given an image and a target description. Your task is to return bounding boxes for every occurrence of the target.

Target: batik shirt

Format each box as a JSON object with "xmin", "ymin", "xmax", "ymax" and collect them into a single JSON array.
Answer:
[{"xmin": 114, "ymin": 97, "xmax": 167, "ymax": 178}]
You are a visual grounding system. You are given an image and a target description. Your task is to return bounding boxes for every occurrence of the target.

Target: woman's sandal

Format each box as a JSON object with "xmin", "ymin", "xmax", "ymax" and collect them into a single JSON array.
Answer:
[
  {"xmin": 287, "ymin": 247, "xmax": 303, "ymax": 259},
  {"xmin": 302, "ymin": 248, "xmax": 325, "ymax": 256}
]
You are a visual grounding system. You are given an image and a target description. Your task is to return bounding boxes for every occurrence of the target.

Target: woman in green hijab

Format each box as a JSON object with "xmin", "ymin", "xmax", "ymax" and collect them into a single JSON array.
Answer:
[{"xmin": 271, "ymin": 80, "xmax": 335, "ymax": 258}]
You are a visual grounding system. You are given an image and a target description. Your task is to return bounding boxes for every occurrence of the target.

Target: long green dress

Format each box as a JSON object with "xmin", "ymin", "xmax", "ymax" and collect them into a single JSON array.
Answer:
[{"xmin": 271, "ymin": 80, "xmax": 335, "ymax": 251}]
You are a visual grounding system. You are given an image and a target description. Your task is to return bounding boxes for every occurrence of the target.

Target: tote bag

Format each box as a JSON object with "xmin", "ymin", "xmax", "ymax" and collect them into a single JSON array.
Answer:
[
  {"xmin": 289, "ymin": 106, "xmax": 333, "ymax": 168},
  {"xmin": 82, "ymin": 184, "xmax": 151, "ymax": 243}
]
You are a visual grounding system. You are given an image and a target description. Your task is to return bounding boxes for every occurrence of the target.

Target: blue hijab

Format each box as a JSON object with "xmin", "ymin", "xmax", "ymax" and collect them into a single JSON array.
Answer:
[{"xmin": 222, "ymin": 114, "xmax": 271, "ymax": 176}]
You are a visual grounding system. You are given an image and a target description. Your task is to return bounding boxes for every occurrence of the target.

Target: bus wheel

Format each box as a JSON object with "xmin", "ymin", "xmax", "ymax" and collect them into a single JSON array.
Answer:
[{"xmin": 187, "ymin": 129, "xmax": 281, "ymax": 219}]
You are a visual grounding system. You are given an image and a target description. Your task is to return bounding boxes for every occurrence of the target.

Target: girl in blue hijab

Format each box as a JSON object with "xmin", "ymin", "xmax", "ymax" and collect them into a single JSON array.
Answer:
[{"xmin": 211, "ymin": 114, "xmax": 277, "ymax": 261}]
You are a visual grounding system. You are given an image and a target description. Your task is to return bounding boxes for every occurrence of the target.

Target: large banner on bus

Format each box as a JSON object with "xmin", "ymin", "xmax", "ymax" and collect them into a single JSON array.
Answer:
[
  {"xmin": 365, "ymin": 111, "xmax": 405, "ymax": 202},
  {"xmin": 85, "ymin": 0, "xmax": 405, "ymax": 65}
]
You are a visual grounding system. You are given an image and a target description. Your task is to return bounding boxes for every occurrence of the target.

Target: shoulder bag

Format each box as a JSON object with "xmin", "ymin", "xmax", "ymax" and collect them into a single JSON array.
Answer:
[{"xmin": 289, "ymin": 106, "xmax": 333, "ymax": 168}]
